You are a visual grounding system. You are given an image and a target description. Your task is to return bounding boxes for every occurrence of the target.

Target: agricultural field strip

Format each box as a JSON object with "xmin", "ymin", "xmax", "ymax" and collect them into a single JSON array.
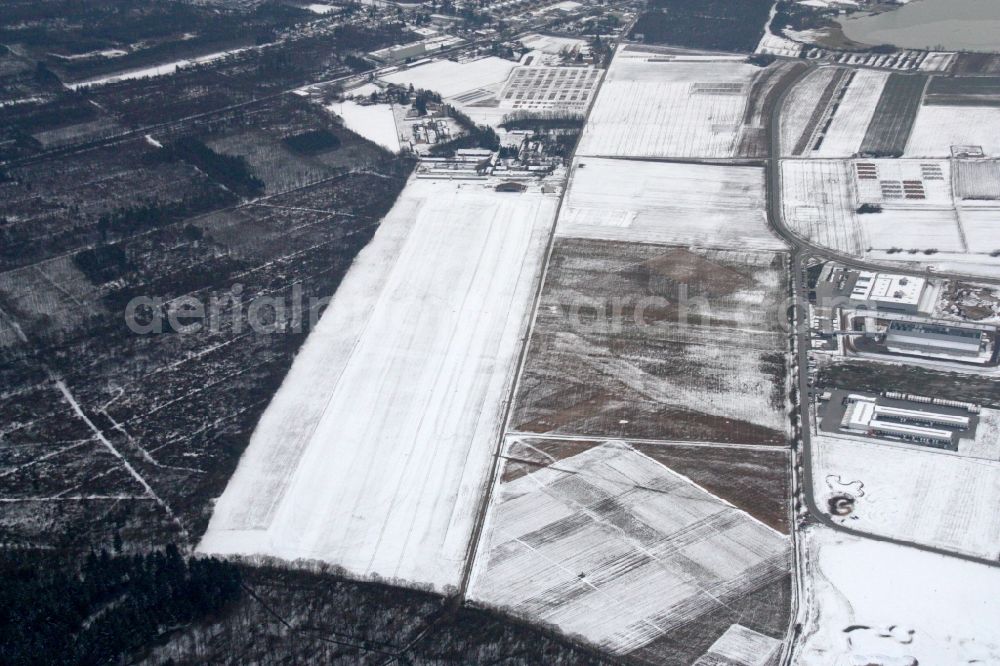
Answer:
[
  {"xmin": 505, "ymin": 237, "xmax": 791, "ymax": 445},
  {"xmin": 468, "ymin": 440, "xmax": 790, "ymax": 656},
  {"xmin": 504, "ymin": 432, "xmax": 788, "ymax": 452},
  {"xmin": 576, "ymin": 50, "xmax": 764, "ymax": 159},
  {"xmin": 199, "ymin": 179, "xmax": 560, "ymax": 592},
  {"xmin": 906, "ymin": 104, "xmax": 1000, "ymax": 158},
  {"xmin": 556, "ymin": 157, "xmax": 785, "ymax": 251},
  {"xmin": 780, "ymin": 66, "xmax": 838, "ymax": 157},
  {"xmin": 814, "ymin": 69, "xmax": 888, "ymax": 157},
  {"xmin": 859, "ymin": 73, "xmax": 928, "ymax": 157},
  {"xmin": 793, "ymin": 68, "xmax": 848, "ymax": 157},
  {"xmin": 780, "ymin": 159, "xmax": 969, "ymax": 257}
]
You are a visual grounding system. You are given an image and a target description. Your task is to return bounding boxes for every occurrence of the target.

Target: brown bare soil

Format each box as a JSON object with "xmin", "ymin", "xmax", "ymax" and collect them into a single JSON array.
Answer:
[
  {"xmin": 632, "ymin": 443, "xmax": 791, "ymax": 533},
  {"xmin": 818, "ymin": 359, "xmax": 1000, "ymax": 408},
  {"xmin": 627, "ymin": 574, "xmax": 791, "ymax": 666},
  {"xmin": 510, "ymin": 238, "xmax": 791, "ymax": 446},
  {"xmin": 952, "ymin": 53, "xmax": 1000, "ymax": 76}
]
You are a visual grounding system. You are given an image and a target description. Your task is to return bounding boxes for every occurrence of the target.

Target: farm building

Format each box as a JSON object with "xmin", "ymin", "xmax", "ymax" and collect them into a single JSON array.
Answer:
[{"xmin": 885, "ymin": 320, "xmax": 988, "ymax": 357}]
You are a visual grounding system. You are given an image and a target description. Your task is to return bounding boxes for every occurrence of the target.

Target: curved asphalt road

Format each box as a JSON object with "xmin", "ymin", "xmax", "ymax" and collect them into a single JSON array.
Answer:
[{"xmin": 766, "ymin": 62, "xmax": 1000, "ymax": 569}]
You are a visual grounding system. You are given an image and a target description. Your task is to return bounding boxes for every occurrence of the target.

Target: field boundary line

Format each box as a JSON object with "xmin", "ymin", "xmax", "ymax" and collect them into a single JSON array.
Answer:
[
  {"xmin": 454, "ymin": 45, "xmax": 613, "ymax": 599},
  {"xmin": 503, "ymin": 431, "xmax": 790, "ymax": 452}
]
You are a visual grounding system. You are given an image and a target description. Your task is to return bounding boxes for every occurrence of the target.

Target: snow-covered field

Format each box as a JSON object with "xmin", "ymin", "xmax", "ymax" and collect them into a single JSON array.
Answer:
[
  {"xmin": 67, "ymin": 46, "xmax": 253, "ymax": 89},
  {"xmin": 781, "ymin": 66, "xmax": 838, "ymax": 156},
  {"xmin": 379, "ymin": 57, "xmax": 516, "ymax": 99},
  {"xmin": 782, "ymin": 159, "xmax": 965, "ymax": 257},
  {"xmin": 327, "ymin": 100, "xmax": 400, "ymax": 152},
  {"xmin": 960, "ymin": 204, "xmax": 1000, "ymax": 253},
  {"xmin": 798, "ymin": 526, "xmax": 1000, "ymax": 665},
  {"xmin": 956, "ymin": 160, "xmax": 1000, "ymax": 200},
  {"xmin": 869, "ymin": 251, "xmax": 1000, "ymax": 279},
  {"xmin": 198, "ymin": 178, "xmax": 559, "ymax": 591},
  {"xmin": 782, "ymin": 159, "xmax": 864, "ymax": 254},
  {"xmin": 557, "ymin": 158, "xmax": 784, "ymax": 250},
  {"xmin": 864, "ymin": 208, "xmax": 964, "ymax": 252},
  {"xmin": 814, "ymin": 70, "xmax": 888, "ymax": 158},
  {"xmin": 960, "ymin": 407, "xmax": 1000, "ymax": 460},
  {"xmin": 812, "ymin": 432, "xmax": 1000, "ymax": 559},
  {"xmin": 576, "ymin": 49, "xmax": 761, "ymax": 158},
  {"xmin": 519, "ymin": 33, "xmax": 588, "ymax": 55},
  {"xmin": 304, "ymin": 3, "xmax": 338, "ymax": 13},
  {"xmin": 905, "ymin": 105, "xmax": 1000, "ymax": 158},
  {"xmin": 468, "ymin": 439, "xmax": 790, "ymax": 657}
]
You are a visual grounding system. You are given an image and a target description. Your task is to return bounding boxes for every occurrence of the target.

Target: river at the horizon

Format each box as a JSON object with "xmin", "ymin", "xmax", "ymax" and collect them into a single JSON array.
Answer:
[{"xmin": 840, "ymin": 0, "xmax": 1000, "ymax": 52}]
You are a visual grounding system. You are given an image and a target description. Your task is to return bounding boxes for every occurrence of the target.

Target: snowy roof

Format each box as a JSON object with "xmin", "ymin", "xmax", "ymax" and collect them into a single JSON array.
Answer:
[
  {"xmin": 887, "ymin": 320, "xmax": 984, "ymax": 351},
  {"xmin": 851, "ymin": 272, "xmax": 925, "ymax": 306}
]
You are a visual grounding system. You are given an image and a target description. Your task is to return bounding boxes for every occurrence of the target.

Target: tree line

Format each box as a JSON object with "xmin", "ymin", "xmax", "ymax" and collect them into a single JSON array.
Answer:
[{"xmin": 0, "ymin": 546, "xmax": 242, "ymax": 666}]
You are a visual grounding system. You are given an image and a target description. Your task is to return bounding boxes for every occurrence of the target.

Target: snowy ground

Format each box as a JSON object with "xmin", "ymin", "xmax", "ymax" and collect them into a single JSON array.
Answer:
[
  {"xmin": 814, "ymin": 70, "xmax": 888, "ymax": 158},
  {"xmin": 797, "ymin": 525, "xmax": 1000, "ymax": 665},
  {"xmin": 468, "ymin": 439, "xmax": 790, "ymax": 657},
  {"xmin": 198, "ymin": 177, "xmax": 560, "ymax": 592},
  {"xmin": 326, "ymin": 100, "xmax": 400, "ymax": 152},
  {"xmin": 865, "ymin": 209, "xmax": 965, "ymax": 252},
  {"xmin": 576, "ymin": 48, "xmax": 762, "ymax": 158},
  {"xmin": 557, "ymin": 158, "xmax": 784, "ymax": 250},
  {"xmin": 67, "ymin": 46, "xmax": 253, "ymax": 89},
  {"xmin": 780, "ymin": 66, "xmax": 838, "ymax": 156},
  {"xmin": 782, "ymin": 159, "xmax": 864, "ymax": 255},
  {"xmin": 378, "ymin": 57, "xmax": 516, "ymax": 99},
  {"xmin": 304, "ymin": 3, "xmax": 338, "ymax": 13},
  {"xmin": 959, "ymin": 204, "xmax": 1000, "ymax": 254},
  {"xmin": 811, "ymin": 432, "xmax": 1000, "ymax": 559},
  {"xmin": 905, "ymin": 105, "xmax": 1000, "ymax": 158},
  {"xmin": 782, "ymin": 159, "xmax": 966, "ymax": 257},
  {"xmin": 959, "ymin": 408, "xmax": 1000, "ymax": 460},
  {"xmin": 956, "ymin": 160, "xmax": 1000, "ymax": 200},
  {"xmin": 518, "ymin": 33, "xmax": 588, "ymax": 55}
]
